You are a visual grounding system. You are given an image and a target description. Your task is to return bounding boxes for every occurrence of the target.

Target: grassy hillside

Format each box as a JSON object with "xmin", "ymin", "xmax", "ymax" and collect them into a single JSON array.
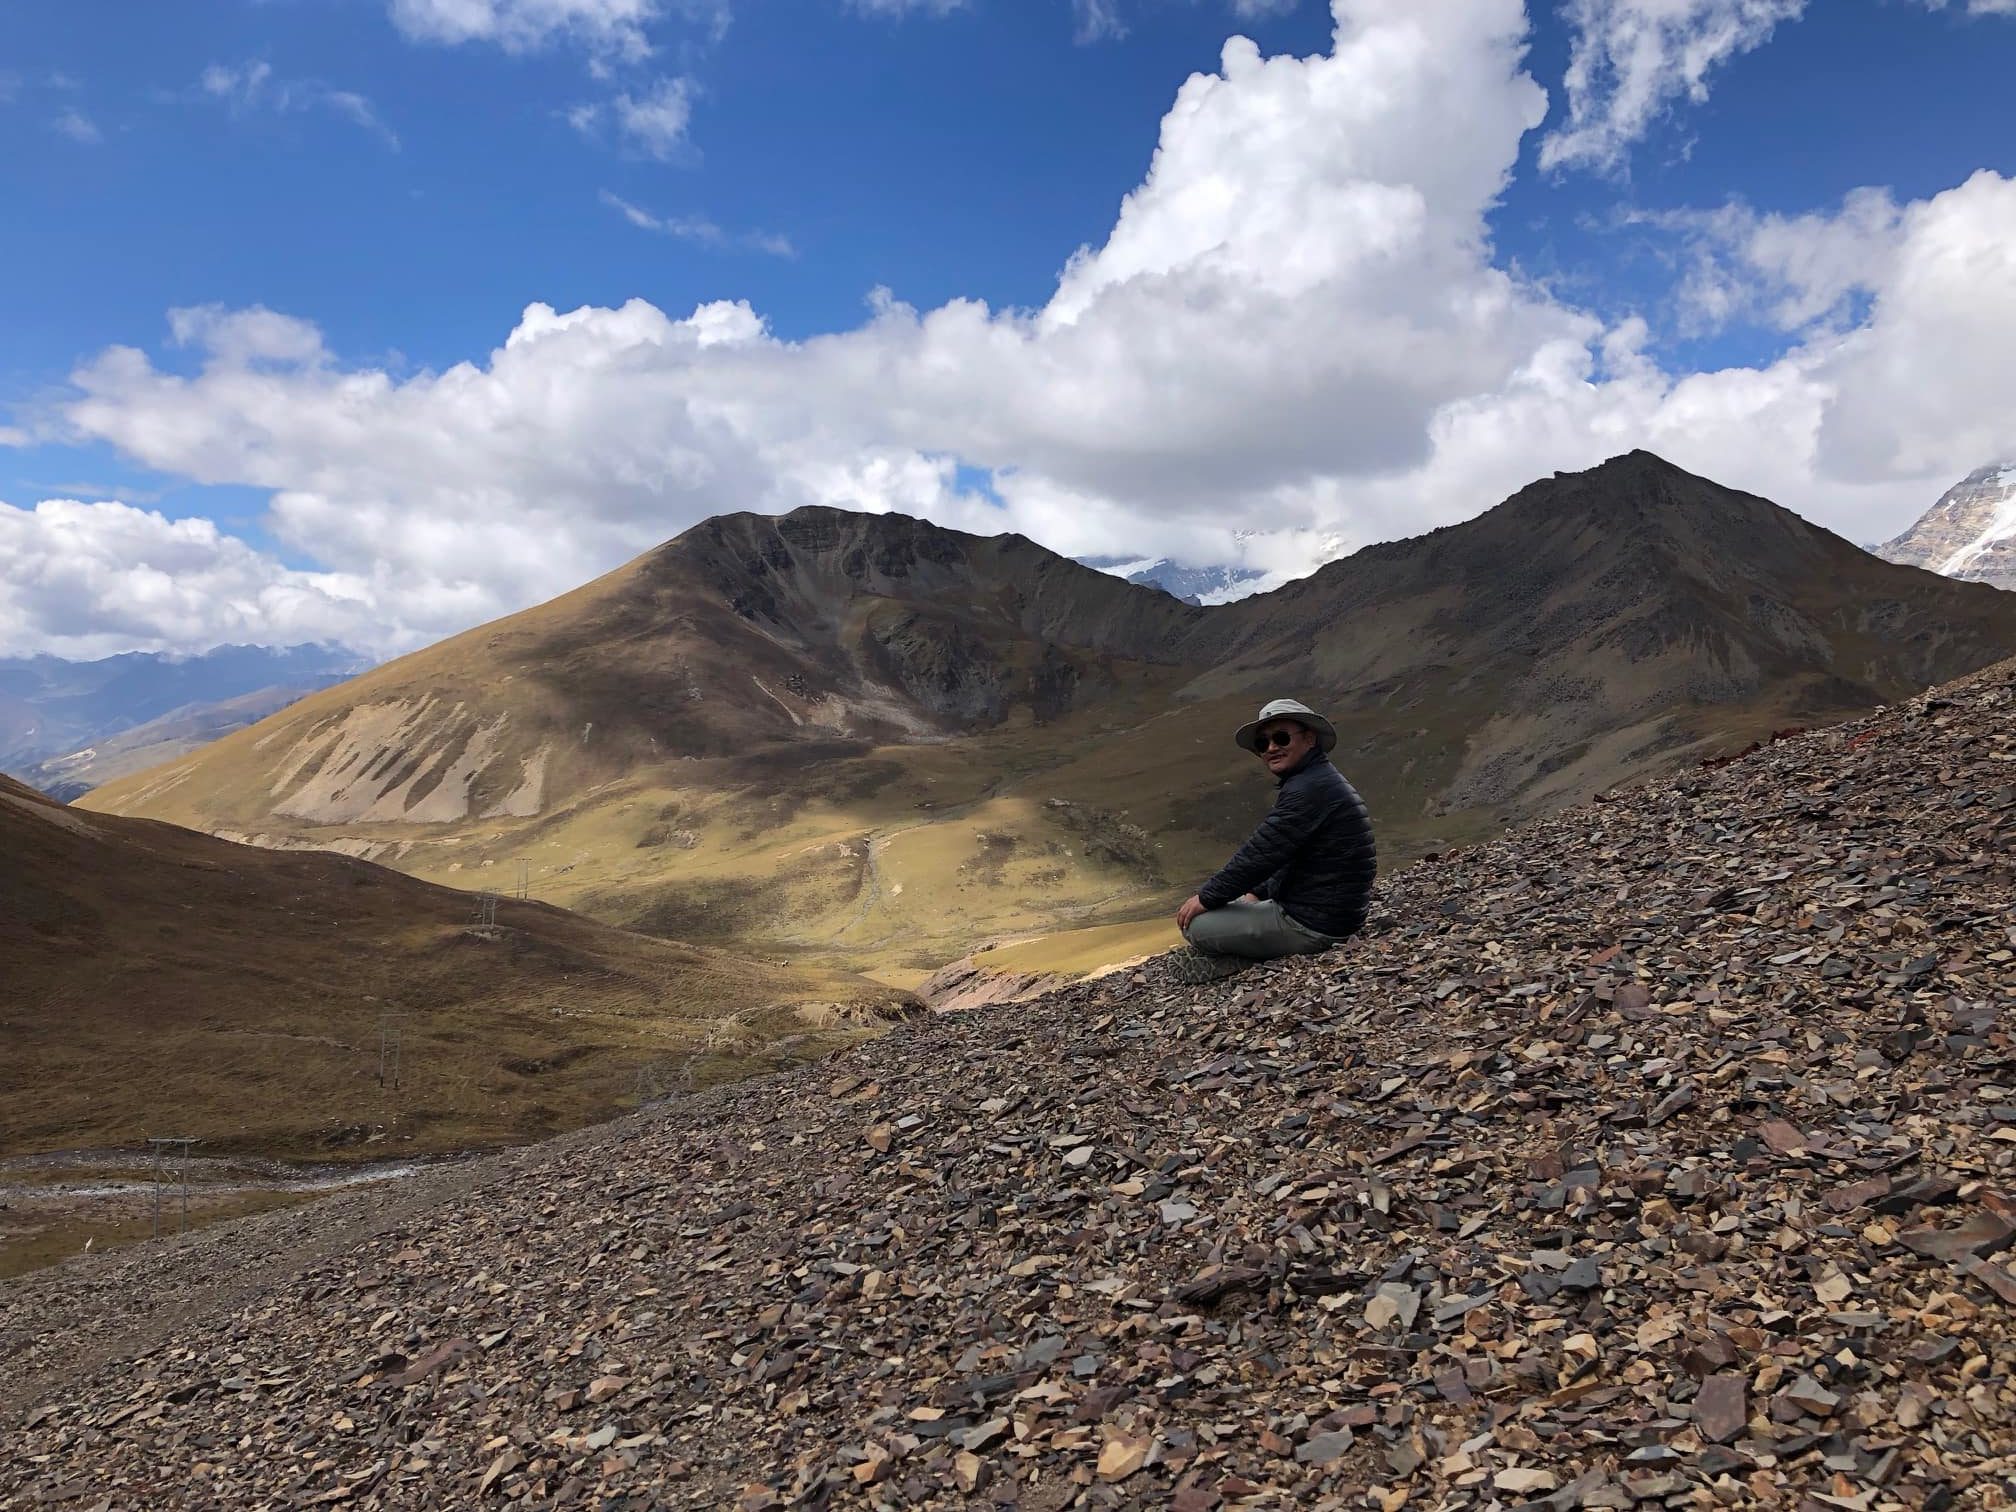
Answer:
[{"xmin": 0, "ymin": 775, "xmax": 911, "ymax": 1159}]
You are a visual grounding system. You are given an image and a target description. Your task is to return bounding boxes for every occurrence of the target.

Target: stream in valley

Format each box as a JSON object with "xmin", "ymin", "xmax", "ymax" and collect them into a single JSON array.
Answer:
[{"xmin": 0, "ymin": 1148, "xmax": 456, "ymax": 1279}]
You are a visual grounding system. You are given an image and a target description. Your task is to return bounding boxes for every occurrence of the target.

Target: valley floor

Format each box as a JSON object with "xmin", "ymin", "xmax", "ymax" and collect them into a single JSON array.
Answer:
[{"xmin": 0, "ymin": 1150, "xmax": 455, "ymax": 1282}]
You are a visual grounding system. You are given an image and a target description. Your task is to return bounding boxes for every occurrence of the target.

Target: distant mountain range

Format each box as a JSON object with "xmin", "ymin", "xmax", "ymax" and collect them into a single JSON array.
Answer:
[
  {"xmin": 1879, "ymin": 462, "xmax": 2016, "ymax": 591},
  {"xmin": 0, "ymin": 642, "xmax": 369, "ymax": 794},
  {"xmin": 79, "ymin": 451, "xmax": 2016, "ymax": 987},
  {"xmin": 1076, "ymin": 554, "xmax": 1269, "ymax": 605},
  {"xmin": 23, "ymin": 685, "xmax": 339, "ymax": 802}
]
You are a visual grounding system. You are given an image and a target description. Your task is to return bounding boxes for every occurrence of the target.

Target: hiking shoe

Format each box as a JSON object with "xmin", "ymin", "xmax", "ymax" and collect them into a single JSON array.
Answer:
[{"xmin": 1162, "ymin": 948, "xmax": 1253, "ymax": 986}]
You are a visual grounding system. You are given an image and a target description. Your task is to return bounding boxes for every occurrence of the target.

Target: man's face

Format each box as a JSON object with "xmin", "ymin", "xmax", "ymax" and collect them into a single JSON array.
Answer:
[{"xmin": 1254, "ymin": 719, "xmax": 1315, "ymax": 776}]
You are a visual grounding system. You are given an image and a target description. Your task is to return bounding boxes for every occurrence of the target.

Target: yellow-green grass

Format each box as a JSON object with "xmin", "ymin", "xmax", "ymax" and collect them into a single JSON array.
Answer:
[
  {"xmin": 3, "ymin": 775, "xmax": 912, "ymax": 1163},
  {"xmin": 971, "ymin": 917, "xmax": 1183, "ymax": 978},
  {"xmin": 76, "ymin": 640, "xmax": 1868, "ymax": 998},
  {"xmin": 85, "ymin": 683, "xmax": 1525, "ymax": 992}
]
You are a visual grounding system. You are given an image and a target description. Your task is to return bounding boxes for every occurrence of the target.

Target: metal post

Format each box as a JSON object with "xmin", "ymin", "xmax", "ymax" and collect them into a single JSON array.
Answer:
[
  {"xmin": 379, "ymin": 1013, "xmax": 404, "ymax": 1091},
  {"xmin": 147, "ymin": 1137, "xmax": 198, "ymax": 1243}
]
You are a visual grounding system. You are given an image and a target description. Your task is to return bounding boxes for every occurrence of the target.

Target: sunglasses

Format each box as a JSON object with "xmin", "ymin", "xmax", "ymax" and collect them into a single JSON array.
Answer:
[{"xmin": 1255, "ymin": 728, "xmax": 1301, "ymax": 750}]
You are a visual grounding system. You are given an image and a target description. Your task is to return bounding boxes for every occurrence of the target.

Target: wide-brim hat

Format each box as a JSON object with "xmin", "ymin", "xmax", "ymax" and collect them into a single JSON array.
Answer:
[{"xmin": 1235, "ymin": 697, "xmax": 1337, "ymax": 753}]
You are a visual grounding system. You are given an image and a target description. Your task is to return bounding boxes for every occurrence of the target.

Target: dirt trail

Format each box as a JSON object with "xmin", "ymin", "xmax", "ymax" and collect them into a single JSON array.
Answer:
[
  {"xmin": 827, "ymin": 819, "xmax": 929, "ymax": 943},
  {"xmin": 819, "ymin": 706, "xmax": 1175, "ymax": 953}
]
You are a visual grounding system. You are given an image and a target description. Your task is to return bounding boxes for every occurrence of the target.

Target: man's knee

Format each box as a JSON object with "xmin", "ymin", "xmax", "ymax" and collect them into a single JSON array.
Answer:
[
  {"xmin": 1184, "ymin": 901, "xmax": 1269, "ymax": 959},
  {"xmin": 1181, "ymin": 906, "xmax": 1231, "ymax": 953},
  {"xmin": 1187, "ymin": 899, "xmax": 1337, "ymax": 961}
]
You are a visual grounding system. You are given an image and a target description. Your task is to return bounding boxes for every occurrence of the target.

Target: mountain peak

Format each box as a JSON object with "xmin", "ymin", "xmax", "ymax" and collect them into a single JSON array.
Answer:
[
  {"xmin": 1572, "ymin": 447, "xmax": 1686, "ymax": 478},
  {"xmin": 1877, "ymin": 461, "xmax": 2016, "ymax": 590}
]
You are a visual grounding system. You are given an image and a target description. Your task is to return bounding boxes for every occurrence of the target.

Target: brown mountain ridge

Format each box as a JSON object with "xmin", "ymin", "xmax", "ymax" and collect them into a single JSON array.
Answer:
[{"xmin": 80, "ymin": 451, "xmax": 2016, "ymax": 983}]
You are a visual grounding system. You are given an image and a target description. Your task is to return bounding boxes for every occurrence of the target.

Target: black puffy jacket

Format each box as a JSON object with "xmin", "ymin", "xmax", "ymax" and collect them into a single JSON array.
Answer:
[{"xmin": 1197, "ymin": 749, "xmax": 1377, "ymax": 939}]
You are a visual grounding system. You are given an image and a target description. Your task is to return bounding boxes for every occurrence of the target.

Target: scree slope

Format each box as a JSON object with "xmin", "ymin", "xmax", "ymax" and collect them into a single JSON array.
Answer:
[{"xmin": 4, "ymin": 655, "xmax": 2013, "ymax": 1507}]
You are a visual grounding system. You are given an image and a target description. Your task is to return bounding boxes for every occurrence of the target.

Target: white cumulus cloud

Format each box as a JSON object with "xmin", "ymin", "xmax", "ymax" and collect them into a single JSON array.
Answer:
[
  {"xmin": 51, "ymin": 107, "xmax": 102, "ymax": 144},
  {"xmin": 847, "ymin": 0, "xmax": 970, "ymax": 15},
  {"xmin": 1073, "ymin": 0, "xmax": 1128, "ymax": 40},
  {"xmin": 168, "ymin": 304, "xmax": 331, "ymax": 367},
  {"xmin": 1634, "ymin": 185, "xmax": 1905, "ymax": 335},
  {"xmin": 1070, "ymin": 0, "xmax": 1303, "ymax": 40},
  {"xmin": 0, "ymin": 499, "xmax": 377, "ymax": 660},
  {"xmin": 600, "ymin": 190, "xmax": 794, "ymax": 255},
  {"xmin": 23, "ymin": 0, "xmax": 2016, "ymax": 658},
  {"xmin": 1542, "ymin": 0, "xmax": 1807, "ymax": 174},
  {"xmin": 388, "ymin": 0, "xmax": 660, "ymax": 60},
  {"xmin": 612, "ymin": 75, "xmax": 695, "ymax": 157}
]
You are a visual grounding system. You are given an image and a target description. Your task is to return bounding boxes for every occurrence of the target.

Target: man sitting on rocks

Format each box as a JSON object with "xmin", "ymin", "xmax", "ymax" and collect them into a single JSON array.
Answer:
[{"xmin": 1169, "ymin": 698, "xmax": 1377, "ymax": 984}]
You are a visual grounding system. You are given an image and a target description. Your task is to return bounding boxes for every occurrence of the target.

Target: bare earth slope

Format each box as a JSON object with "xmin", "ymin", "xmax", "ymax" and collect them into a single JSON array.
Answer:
[
  {"xmin": 8, "ymin": 656, "xmax": 2013, "ymax": 1508},
  {"xmin": 81, "ymin": 453, "xmax": 2016, "ymax": 987},
  {"xmin": 0, "ymin": 774, "xmax": 909, "ymax": 1159}
]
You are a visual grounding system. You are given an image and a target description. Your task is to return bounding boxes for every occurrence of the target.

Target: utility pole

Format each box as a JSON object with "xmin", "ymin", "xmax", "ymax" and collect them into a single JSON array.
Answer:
[
  {"xmin": 148, "ymin": 1136, "xmax": 198, "ymax": 1242},
  {"xmin": 378, "ymin": 1013, "xmax": 405, "ymax": 1090},
  {"xmin": 514, "ymin": 858, "xmax": 529, "ymax": 900}
]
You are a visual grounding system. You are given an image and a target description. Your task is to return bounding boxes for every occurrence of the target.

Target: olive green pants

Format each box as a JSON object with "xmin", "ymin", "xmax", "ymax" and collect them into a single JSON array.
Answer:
[{"xmin": 1181, "ymin": 899, "xmax": 1336, "ymax": 960}]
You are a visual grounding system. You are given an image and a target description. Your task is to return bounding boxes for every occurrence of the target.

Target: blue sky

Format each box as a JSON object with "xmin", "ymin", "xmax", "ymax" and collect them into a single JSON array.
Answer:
[{"xmin": 3, "ymin": 0, "xmax": 2015, "ymax": 656}]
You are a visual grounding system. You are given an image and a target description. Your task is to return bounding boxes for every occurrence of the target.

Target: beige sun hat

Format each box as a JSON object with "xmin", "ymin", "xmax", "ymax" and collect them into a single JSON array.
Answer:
[{"xmin": 1234, "ymin": 697, "xmax": 1337, "ymax": 754}]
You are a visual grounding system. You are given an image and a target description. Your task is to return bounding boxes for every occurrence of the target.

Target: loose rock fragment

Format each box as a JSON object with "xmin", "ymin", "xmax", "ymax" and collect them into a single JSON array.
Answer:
[
  {"xmin": 1694, "ymin": 1373, "xmax": 1748, "ymax": 1444},
  {"xmin": 1097, "ymin": 1433, "xmax": 1151, "ymax": 1481}
]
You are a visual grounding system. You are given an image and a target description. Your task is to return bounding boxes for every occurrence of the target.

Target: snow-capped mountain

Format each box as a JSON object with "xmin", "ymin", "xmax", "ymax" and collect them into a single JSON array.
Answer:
[
  {"xmin": 1878, "ymin": 463, "xmax": 2016, "ymax": 591},
  {"xmin": 1076, "ymin": 555, "xmax": 1269, "ymax": 605},
  {"xmin": 1077, "ymin": 526, "xmax": 1358, "ymax": 606}
]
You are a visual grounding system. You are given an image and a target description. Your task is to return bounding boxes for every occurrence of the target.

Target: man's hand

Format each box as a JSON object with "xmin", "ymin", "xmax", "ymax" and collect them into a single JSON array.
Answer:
[{"xmin": 1176, "ymin": 893, "xmax": 1208, "ymax": 931}]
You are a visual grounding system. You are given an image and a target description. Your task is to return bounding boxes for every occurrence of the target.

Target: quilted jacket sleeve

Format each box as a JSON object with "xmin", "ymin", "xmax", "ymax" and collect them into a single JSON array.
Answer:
[{"xmin": 1197, "ymin": 778, "xmax": 1328, "ymax": 908}]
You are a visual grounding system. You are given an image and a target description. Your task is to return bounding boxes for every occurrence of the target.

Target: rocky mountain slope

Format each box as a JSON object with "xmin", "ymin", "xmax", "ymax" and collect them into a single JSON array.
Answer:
[
  {"xmin": 6, "ymin": 652, "xmax": 2013, "ymax": 1508},
  {"xmin": 0, "ymin": 642, "xmax": 364, "ymax": 773},
  {"xmin": 1879, "ymin": 462, "xmax": 2016, "ymax": 591},
  {"xmin": 0, "ymin": 773, "xmax": 909, "ymax": 1160},
  {"xmin": 78, "ymin": 452, "xmax": 2016, "ymax": 988}
]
